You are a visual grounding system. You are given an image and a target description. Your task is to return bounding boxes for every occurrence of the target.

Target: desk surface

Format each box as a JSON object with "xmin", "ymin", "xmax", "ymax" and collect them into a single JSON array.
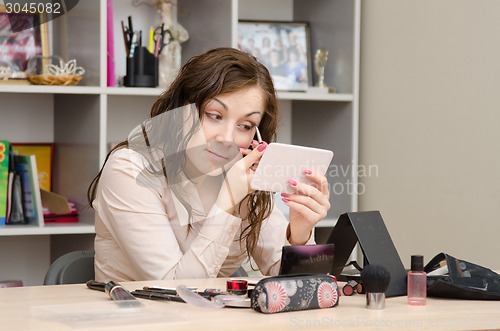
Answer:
[{"xmin": 1, "ymin": 278, "xmax": 500, "ymax": 331}]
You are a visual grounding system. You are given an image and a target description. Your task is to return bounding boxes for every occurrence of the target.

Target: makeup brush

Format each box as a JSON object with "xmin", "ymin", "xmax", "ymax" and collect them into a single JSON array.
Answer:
[{"xmin": 361, "ymin": 264, "xmax": 391, "ymax": 309}]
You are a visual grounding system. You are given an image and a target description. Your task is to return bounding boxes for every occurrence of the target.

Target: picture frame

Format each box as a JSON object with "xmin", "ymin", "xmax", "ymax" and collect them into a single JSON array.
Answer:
[
  {"xmin": 0, "ymin": 5, "xmax": 49, "ymax": 81},
  {"xmin": 238, "ymin": 20, "xmax": 311, "ymax": 92},
  {"xmin": 11, "ymin": 143, "xmax": 54, "ymax": 192}
]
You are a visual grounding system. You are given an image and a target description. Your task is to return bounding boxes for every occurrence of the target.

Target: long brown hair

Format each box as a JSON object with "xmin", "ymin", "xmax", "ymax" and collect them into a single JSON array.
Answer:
[{"xmin": 88, "ymin": 47, "xmax": 279, "ymax": 256}]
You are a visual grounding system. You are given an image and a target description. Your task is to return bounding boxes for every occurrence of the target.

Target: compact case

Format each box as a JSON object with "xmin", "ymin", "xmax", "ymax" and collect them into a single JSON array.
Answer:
[{"xmin": 250, "ymin": 274, "xmax": 339, "ymax": 314}]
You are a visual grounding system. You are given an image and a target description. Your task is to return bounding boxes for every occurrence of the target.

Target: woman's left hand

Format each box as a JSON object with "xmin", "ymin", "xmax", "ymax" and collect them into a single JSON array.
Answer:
[
  {"xmin": 282, "ymin": 170, "xmax": 331, "ymax": 245},
  {"xmin": 215, "ymin": 141, "xmax": 267, "ymax": 214}
]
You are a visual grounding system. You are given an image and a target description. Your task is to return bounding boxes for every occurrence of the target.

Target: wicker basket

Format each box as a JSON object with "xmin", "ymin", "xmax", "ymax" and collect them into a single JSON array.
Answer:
[{"xmin": 27, "ymin": 74, "xmax": 83, "ymax": 86}]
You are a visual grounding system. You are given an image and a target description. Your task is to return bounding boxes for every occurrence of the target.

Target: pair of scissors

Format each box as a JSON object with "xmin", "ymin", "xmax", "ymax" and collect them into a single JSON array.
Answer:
[{"xmin": 153, "ymin": 23, "xmax": 174, "ymax": 56}]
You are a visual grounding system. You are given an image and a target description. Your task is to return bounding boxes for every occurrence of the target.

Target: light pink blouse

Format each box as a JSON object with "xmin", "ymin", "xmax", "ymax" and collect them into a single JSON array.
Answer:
[{"xmin": 94, "ymin": 148, "xmax": 314, "ymax": 281}]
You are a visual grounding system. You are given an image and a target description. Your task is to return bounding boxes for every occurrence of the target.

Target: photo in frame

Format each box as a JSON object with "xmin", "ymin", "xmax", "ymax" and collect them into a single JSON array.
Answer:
[
  {"xmin": 11, "ymin": 143, "xmax": 54, "ymax": 192},
  {"xmin": 0, "ymin": 5, "xmax": 49, "ymax": 80},
  {"xmin": 238, "ymin": 20, "xmax": 311, "ymax": 92}
]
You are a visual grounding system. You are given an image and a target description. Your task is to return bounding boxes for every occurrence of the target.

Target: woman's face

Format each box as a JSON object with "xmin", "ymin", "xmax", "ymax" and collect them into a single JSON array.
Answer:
[{"xmin": 184, "ymin": 86, "xmax": 266, "ymax": 178}]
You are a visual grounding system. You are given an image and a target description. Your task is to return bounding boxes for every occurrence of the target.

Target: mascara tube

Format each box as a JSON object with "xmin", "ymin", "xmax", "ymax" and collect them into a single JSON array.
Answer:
[{"xmin": 105, "ymin": 281, "xmax": 142, "ymax": 307}]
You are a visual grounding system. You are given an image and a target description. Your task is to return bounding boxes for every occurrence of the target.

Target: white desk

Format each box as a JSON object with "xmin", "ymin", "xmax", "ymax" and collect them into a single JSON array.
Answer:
[{"xmin": 1, "ymin": 278, "xmax": 500, "ymax": 331}]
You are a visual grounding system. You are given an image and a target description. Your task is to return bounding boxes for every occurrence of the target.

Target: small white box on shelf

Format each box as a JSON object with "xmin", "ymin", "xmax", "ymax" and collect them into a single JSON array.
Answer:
[{"xmin": 307, "ymin": 86, "xmax": 336, "ymax": 94}]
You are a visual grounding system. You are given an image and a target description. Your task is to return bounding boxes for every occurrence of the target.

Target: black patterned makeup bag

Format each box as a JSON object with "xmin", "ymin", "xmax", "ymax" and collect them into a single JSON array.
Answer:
[
  {"xmin": 250, "ymin": 274, "xmax": 339, "ymax": 314},
  {"xmin": 426, "ymin": 253, "xmax": 500, "ymax": 300}
]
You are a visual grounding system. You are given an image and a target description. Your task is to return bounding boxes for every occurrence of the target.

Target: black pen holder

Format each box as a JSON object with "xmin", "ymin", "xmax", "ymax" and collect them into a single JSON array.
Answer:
[{"xmin": 124, "ymin": 46, "xmax": 158, "ymax": 87}]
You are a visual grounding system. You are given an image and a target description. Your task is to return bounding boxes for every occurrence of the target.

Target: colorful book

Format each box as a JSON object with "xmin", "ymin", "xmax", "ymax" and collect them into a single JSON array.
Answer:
[
  {"xmin": 11, "ymin": 143, "xmax": 53, "ymax": 192},
  {"xmin": 13, "ymin": 154, "xmax": 44, "ymax": 227},
  {"xmin": 0, "ymin": 140, "xmax": 10, "ymax": 226}
]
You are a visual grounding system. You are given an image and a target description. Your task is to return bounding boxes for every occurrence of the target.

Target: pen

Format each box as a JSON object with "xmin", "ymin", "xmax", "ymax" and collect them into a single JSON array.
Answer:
[
  {"xmin": 255, "ymin": 126, "xmax": 263, "ymax": 144},
  {"xmin": 127, "ymin": 15, "xmax": 133, "ymax": 35},
  {"xmin": 129, "ymin": 32, "xmax": 137, "ymax": 58}
]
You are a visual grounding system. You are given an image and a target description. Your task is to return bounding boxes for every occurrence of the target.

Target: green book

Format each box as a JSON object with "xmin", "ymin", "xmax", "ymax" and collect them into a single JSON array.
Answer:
[{"xmin": 0, "ymin": 140, "xmax": 11, "ymax": 226}]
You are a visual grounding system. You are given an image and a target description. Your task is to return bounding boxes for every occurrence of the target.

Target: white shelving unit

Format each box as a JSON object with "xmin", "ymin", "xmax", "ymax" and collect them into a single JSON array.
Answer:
[{"xmin": 0, "ymin": 0, "xmax": 360, "ymax": 285}]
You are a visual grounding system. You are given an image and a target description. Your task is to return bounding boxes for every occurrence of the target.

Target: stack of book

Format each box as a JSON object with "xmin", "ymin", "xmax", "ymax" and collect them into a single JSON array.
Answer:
[{"xmin": 0, "ymin": 140, "xmax": 78, "ymax": 226}]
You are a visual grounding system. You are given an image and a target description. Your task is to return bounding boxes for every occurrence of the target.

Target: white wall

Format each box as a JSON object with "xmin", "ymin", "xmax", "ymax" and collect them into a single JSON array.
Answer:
[{"xmin": 359, "ymin": 0, "xmax": 500, "ymax": 269}]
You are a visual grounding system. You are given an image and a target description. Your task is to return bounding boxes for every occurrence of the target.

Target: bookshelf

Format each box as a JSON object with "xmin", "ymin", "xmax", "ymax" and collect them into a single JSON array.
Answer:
[{"xmin": 0, "ymin": 0, "xmax": 360, "ymax": 285}]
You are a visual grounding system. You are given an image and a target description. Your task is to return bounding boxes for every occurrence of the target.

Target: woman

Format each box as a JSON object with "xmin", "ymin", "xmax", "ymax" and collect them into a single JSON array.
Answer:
[{"xmin": 88, "ymin": 47, "xmax": 330, "ymax": 281}]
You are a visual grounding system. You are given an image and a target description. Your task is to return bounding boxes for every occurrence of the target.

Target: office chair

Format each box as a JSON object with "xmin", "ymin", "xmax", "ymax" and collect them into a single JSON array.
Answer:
[
  {"xmin": 231, "ymin": 266, "xmax": 248, "ymax": 277},
  {"xmin": 43, "ymin": 250, "xmax": 247, "ymax": 285},
  {"xmin": 43, "ymin": 250, "xmax": 95, "ymax": 285}
]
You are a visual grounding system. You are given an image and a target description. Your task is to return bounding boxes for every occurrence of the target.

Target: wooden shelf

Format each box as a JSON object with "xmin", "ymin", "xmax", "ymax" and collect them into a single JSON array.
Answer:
[
  {"xmin": 104, "ymin": 87, "xmax": 164, "ymax": 96},
  {"xmin": 0, "ymin": 223, "xmax": 95, "ymax": 236},
  {"xmin": 0, "ymin": 85, "xmax": 353, "ymax": 102},
  {"xmin": 278, "ymin": 92, "xmax": 354, "ymax": 102},
  {"xmin": 0, "ymin": 85, "xmax": 102, "ymax": 94}
]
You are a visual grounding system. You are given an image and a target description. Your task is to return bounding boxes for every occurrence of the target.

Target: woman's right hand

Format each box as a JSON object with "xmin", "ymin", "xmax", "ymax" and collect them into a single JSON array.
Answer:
[{"xmin": 216, "ymin": 141, "xmax": 268, "ymax": 214}]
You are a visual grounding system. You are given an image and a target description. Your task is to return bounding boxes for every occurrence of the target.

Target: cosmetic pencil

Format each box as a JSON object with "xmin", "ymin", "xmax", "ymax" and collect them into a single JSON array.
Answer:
[
  {"xmin": 131, "ymin": 290, "xmax": 186, "ymax": 303},
  {"xmin": 255, "ymin": 126, "xmax": 263, "ymax": 144},
  {"xmin": 142, "ymin": 286, "xmax": 198, "ymax": 295},
  {"xmin": 361, "ymin": 264, "xmax": 391, "ymax": 309},
  {"xmin": 142, "ymin": 287, "xmax": 178, "ymax": 295}
]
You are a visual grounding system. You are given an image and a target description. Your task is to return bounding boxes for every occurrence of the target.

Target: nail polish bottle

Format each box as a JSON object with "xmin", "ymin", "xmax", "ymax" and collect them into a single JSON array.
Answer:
[{"xmin": 407, "ymin": 255, "xmax": 427, "ymax": 306}]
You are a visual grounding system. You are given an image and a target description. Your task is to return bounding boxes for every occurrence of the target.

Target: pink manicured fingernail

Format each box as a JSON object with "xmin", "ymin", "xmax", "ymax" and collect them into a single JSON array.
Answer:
[
  {"xmin": 304, "ymin": 169, "xmax": 312, "ymax": 175},
  {"xmin": 239, "ymin": 147, "xmax": 246, "ymax": 153},
  {"xmin": 257, "ymin": 142, "xmax": 267, "ymax": 152},
  {"xmin": 282, "ymin": 197, "xmax": 290, "ymax": 204},
  {"xmin": 288, "ymin": 179, "xmax": 297, "ymax": 186},
  {"xmin": 281, "ymin": 193, "xmax": 290, "ymax": 197}
]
